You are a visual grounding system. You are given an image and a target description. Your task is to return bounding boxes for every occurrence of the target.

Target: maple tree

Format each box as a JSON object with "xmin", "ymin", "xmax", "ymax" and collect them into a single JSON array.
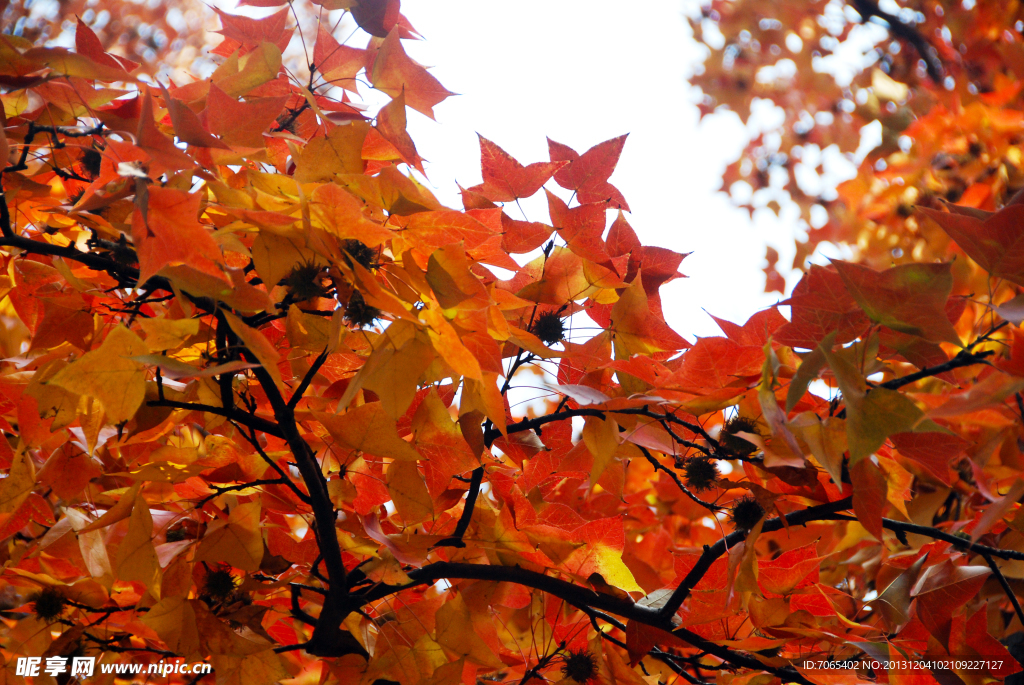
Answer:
[{"xmin": 1, "ymin": 2, "xmax": 1024, "ymax": 685}]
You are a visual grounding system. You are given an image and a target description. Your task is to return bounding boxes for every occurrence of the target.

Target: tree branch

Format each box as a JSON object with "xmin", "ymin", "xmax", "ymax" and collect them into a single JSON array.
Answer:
[
  {"xmin": 877, "ymin": 349, "xmax": 994, "ymax": 391},
  {"xmin": 287, "ymin": 348, "xmax": 329, "ymax": 410},
  {"xmin": 980, "ymin": 551, "xmax": 1024, "ymax": 628},
  {"xmin": 434, "ymin": 466, "xmax": 483, "ymax": 548},
  {"xmin": 352, "ymin": 560, "xmax": 812, "ymax": 684},
  {"xmin": 147, "ymin": 399, "xmax": 283, "ymax": 438},
  {"xmin": 194, "ymin": 478, "xmax": 294, "ymax": 508},
  {"xmin": 636, "ymin": 445, "xmax": 722, "ymax": 511},
  {"xmin": 238, "ymin": 347, "xmax": 351, "ymax": 657},
  {"xmin": 658, "ymin": 497, "xmax": 855, "ymax": 619},
  {"xmin": 822, "ymin": 513, "xmax": 1024, "ymax": 560},
  {"xmin": 850, "ymin": 0, "xmax": 944, "ymax": 83}
]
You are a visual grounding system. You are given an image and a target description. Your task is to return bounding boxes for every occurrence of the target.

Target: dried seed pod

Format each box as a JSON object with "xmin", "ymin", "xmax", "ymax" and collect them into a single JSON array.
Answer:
[
  {"xmin": 683, "ymin": 457, "xmax": 719, "ymax": 492},
  {"xmin": 344, "ymin": 290, "xmax": 380, "ymax": 328},
  {"xmin": 730, "ymin": 496, "xmax": 765, "ymax": 531},
  {"xmin": 341, "ymin": 239, "xmax": 377, "ymax": 270},
  {"xmin": 719, "ymin": 415, "xmax": 761, "ymax": 457},
  {"xmin": 561, "ymin": 649, "xmax": 598, "ymax": 684},
  {"xmin": 33, "ymin": 587, "xmax": 67, "ymax": 622},
  {"xmin": 283, "ymin": 259, "xmax": 327, "ymax": 301},
  {"xmin": 533, "ymin": 310, "xmax": 565, "ymax": 345}
]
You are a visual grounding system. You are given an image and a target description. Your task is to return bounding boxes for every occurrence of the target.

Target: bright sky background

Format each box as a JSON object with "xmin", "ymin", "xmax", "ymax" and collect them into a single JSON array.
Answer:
[{"xmin": 394, "ymin": 0, "xmax": 803, "ymax": 341}]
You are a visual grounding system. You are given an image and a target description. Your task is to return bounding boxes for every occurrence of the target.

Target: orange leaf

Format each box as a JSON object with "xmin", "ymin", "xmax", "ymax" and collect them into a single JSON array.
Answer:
[
  {"xmin": 548, "ymin": 134, "xmax": 629, "ymax": 210},
  {"xmin": 851, "ymin": 458, "xmax": 887, "ymax": 540},
  {"xmin": 468, "ymin": 135, "xmax": 566, "ymax": 202},
  {"xmin": 205, "ymin": 82, "xmax": 288, "ymax": 149},
  {"xmin": 920, "ymin": 204, "xmax": 1024, "ymax": 286},
  {"xmin": 832, "ymin": 260, "xmax": 961, "ymax": 345},
  {"xmin": 369, "ymin": 29, "xmax": 453, "ymax": 118},
  {"xmin": 131, "ymin": 185, "xmax": 225, "ymax": 286}
]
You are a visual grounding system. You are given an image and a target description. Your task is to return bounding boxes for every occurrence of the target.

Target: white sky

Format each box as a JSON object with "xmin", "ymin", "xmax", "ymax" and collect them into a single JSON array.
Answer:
[{"xmin": 396, "ymin": 0, "xmax": 802, "ymax": 341}]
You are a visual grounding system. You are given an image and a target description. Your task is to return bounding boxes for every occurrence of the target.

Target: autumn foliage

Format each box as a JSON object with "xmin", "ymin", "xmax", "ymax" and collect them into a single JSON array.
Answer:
[{"xmin": 1, "ymin": 1, "xmax": 1024, "ymax": 684}]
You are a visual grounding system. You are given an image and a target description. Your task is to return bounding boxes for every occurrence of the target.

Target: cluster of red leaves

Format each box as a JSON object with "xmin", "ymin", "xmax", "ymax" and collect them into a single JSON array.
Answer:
[{"xmin": 0, "ymin": 3, "xmax": 1023, "ymax": 685}]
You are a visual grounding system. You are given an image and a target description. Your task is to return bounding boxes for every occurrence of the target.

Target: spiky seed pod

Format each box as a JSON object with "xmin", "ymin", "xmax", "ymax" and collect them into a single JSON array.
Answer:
[
  {"xmin": 533, "ymin": 310, "xmax": 565, "ymax": 345},
  {"xmin": 204, "ymin": 569, "xmax": 238, "ymax": 598},
  {"xmin": 283, "ymin": 259, "xmax": 327, "ymax": 301},
  {"xmin": 33, "ymin": 587, "xmax": 67, "ymax": 622},
  {"xmin": 719, "ymin": 415, "xmax": 761, "ymax": 457},
  {"xmin": 561, "ymin": 649, "xmax": 598, "ymax": 684},
  {"xmin": 683, "ymin": 457, "xmax": 719, "ymax": 492},
  {"xmin": 730, "ymin": 496, "xmax": 765, "ymax": 531},
  {"xmin": 81, "ymin": 148, "xmax": 102, "ymax": 179},
  {"xmin": 344, "ymin": 290, "xmax": 380, "ymax": 328},
  {"xmin": 341, "ymin": 239, "xmax": 377, "ymax": 270}
]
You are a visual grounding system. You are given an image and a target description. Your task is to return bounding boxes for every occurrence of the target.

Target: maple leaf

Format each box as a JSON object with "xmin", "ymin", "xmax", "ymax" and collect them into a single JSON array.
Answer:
[
  {"xmin": 132, "ymin": 185, "xmax": 225, "ymax": 286},
  {"xmin": 214, "ymin": 6, "xmax": 293, "ymax": 54},
  {"xmin": 919, "ymin": 204, "xmax": 1024, "ymax": 286},
  {"xmin": 75, "ymin": 19, "xmax": 138, "ymax": 74},
  {"xmin": 48, "ymin": 326, "xmax": 148, "ymax": 423},
  {"xmin": 548, "ymin": 134, "xmax": 630, "ymax": 210},
  {"xmin": 369, "ymin": 29, "xmax": 454, "ymax": 118},
  {"xmin": 468, "ymin": 135, "xmax": 567, "ymax": 202},
  {"xmin": 205, "ymin": 82, "xmax": 289, "ymax": 149},
  {"xmin": 371, "ymin": 91, "xmax": 424, "ymax": 173},
  {"xmin": 831, "ymin": 260, "xmax": 962, "ymax": 345},
  {"xmin": 313, "ymin": 23, "xmax": 366, "ymax": 92}
]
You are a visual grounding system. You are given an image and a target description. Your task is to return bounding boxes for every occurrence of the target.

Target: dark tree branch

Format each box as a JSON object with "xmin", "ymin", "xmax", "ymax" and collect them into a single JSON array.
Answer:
[
  {"xmin": 980, "ymin": 551, "xmax": 1024, "ymax": 628},
  {"xmin": 215, "ymin": 312, "xmax": 236, "ymax": 413},
  {"xmin": 659, "ymin": 497, "xmax": 855, "ymax": 619},
  {"xmin": 877, "ymin": 349, "xmax": 994, "ymax": 391},
  {"xmin": 823, "ymin": 513, "xmax": 1024, "ymax": 560},
  {"xmin": 233, "ymin": 424, "xmax": 312, "ymax": 505},
  {"xmin": 636, "ymin": 445, "xmax": 722, "ymax": 511},
  {"xmin": 850, "ymin": 0, "xmax": 944, "ymax": 83},
  {"xmin": 484, "ymin": 406, "xmax": 713, "ymax": 456},
  {"xmin": 194, "ymin": 478, "xmax": 293, "ymax": 508},
  {"xmin": 238, "ymin": 347, "xmax": 350, "ymax": 657},
  {"xmin": 287, "ymin": 348, "xmax": 329, "ymax": 410},
  {"xmin": 148, "ymin": 399, "xmax": 283, "ymax": 438},
  {"xmin": 434, "ymin": 466, "xmax": 483, "ymax": 548},
  {"xmin": 352, "ymin": 560, "xmax": 811, "ymax": 684},
  {"xmin": 290, "ymin": 584, "xmax": 318, "ymax": 626}
]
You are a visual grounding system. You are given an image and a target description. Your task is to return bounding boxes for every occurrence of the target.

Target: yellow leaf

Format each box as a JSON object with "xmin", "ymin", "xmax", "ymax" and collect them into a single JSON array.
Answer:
[
  {"xmin": 317, "ymin": 404, "xmax": 420, "ymax": 461},
  {"xmin": 195, "ymin": 502, "xmax": 264, "ymax": 572},
  {"xmin": 251, "ymin": 233, "xmax": 316, "ymax": 291},
  {"xmin": 211, "ymin": 650, "xmax": 289, "ymax": 685},
  {"xmin": 582, "ymin": 415, "xmax": 619, "ymax": 483},
  {"xmin": 293, "ymin": 123, "xmax": 369, "ymax": 182},
  {"xmin": 582, "ymin": 543, "xmax": 642, "ymax": 594},
  {"xmin": 422, "ymin": 306, "xmax": 481, "ymax": 380},
  {"xmin": 79, "ymin": 482, "xmax": 142, "ymax": 532},
  {"xmin": 340, "ymin": 322, "xmax": 436, "ymax": 417},
  {"xmin": 139, "ymin": 317, "xmax": 200, "ymax": 352},
  {"xmin": 222, "ymin": 311, "xmax": 283, "ymax": 389},
  {"xmin": 64, "ymin": 508, "xmax": 113, "ymax": 584},
  {"xmin": 114, "ymin": 496, "xmax": 160, "ymax": 592},
  {"xmin": 387, "ymin": 461, "xmax": 433, "ymax": 525},
  {"xmin": 48, "ymin": 326, "xmax": 148, "ymax": 423},
  {"xmin": 434, "ymin": 594, "xmax": 503, "ymax": 668},
  {"xmin": 461, "ymin": 372, "xmax": 506, "ymax": 435},
  {"xmin": 141, "ymin": 596, "xmax": 199, "ymax": 654},
  {"xmin": 0, "ymin": 447, "xmax": 34, "ymax": 514},
  {"xmin": 215, "ymin": 43, "xmax": 282, "ymax": 98}
]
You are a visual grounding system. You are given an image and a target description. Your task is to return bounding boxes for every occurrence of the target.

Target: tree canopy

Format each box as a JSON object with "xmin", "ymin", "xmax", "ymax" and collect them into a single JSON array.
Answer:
[{"xmin": 1, "ymin": 1, "xmax": 1024, "ymax": 684}]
